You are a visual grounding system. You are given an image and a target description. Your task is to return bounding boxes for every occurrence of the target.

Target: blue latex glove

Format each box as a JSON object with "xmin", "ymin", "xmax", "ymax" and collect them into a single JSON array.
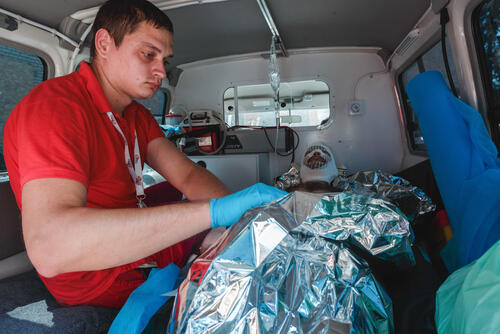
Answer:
[
  {"xmin": 108, "ymin": 263, "xmax": 180, "ymax": 334},
  {"xmin": 210, "ymin": 183, "xmax": 287, "ymax": 228}
]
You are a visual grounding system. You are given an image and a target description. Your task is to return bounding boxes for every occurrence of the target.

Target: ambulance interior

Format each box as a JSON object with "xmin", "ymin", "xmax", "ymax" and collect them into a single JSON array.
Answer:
[{"xmin": 0, "ymin": 0, "xmax": 499, "ymax": 332}]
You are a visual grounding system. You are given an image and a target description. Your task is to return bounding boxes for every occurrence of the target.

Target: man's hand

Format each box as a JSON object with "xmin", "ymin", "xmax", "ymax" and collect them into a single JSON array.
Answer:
[{"xmin": 210, "ymin": 183, "xmax": 287, "ymax": 228}]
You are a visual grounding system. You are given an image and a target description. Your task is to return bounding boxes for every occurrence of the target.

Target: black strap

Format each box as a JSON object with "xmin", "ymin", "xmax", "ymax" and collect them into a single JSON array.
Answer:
[
  {"xmin": 137, "ymin": 267, "xmax": 153, "ymax": 280},
  {"xmin": 440, "ymin": 8, "xmax": 459, "ymax": 97}
]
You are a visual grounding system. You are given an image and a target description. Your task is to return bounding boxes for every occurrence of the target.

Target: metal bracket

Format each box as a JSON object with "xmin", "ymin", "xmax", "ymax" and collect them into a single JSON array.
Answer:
[
  {"xmin": 256, "ymin": 0, "xmax": 288, "ymax": 57},
  {"xmin": 0, "ymin": 13, "xmax": 17, "ymax": 31}
]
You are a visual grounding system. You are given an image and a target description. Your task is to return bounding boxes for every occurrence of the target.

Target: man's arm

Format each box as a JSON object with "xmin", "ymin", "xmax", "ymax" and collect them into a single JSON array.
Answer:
[
  {"xmin": 22, "ymin": 178, "xmax": 211, "ymax": 278},
  {"xmin": 22, "ymin": 138, "xmax": 284, "ymax": 279},
  {"xmin": 146, "ymin": 137, "xmax": 231, "ymax": 200}
]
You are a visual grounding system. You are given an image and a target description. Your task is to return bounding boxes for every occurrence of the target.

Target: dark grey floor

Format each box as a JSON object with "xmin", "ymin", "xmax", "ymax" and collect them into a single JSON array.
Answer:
[{"xmin": 0, "ymin": 270, "xmax": 118, "ymax": 334}]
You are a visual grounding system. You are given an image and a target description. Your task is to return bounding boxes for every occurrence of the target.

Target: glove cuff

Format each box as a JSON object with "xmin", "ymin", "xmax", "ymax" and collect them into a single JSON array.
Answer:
[{"xmin": 209, "ymin": 198, "xmax": 218, "ymax": 228}]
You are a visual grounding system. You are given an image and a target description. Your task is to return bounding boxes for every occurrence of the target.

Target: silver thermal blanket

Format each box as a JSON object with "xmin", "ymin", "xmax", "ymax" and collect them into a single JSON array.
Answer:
[
  {"xmin": 332, "ymin": 170, "xmax": 436, "ymax": 221},
  {"xmin": 172, "ymin": 191, "xmax": 422, "ymax": 333}
]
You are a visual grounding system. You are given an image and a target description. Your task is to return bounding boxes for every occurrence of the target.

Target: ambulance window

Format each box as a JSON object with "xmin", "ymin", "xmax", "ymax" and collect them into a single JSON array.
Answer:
[
  {"xmin": 136, "ymin": 89, "xmax": 169, "ymax": 124},
  {"xmin": 0, "ymin": 44, "xmax": 45, "ymax": 176},
  {"xmin": 398, "ymin": 38, "xmax": 458, "ymax": 152},
  {"xmin": 473, "ymin": 0, "xmax": 500, "ymax": 148},
  {"xmin": 223, "ymin": 80, "xmax": 331, "ymax": 128}
]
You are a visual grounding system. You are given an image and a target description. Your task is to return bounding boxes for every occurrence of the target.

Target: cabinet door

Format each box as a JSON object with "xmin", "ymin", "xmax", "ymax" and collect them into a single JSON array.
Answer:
[{"xmin": 190, "ymin": 155, "xmax": 262, "ymax": 192}]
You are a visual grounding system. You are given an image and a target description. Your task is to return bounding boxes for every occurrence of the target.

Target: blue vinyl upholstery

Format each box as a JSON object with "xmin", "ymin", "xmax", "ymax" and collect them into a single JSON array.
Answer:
[{"xmin": 407, "ymin": 71, "xmax": 500, "ymax": 272}]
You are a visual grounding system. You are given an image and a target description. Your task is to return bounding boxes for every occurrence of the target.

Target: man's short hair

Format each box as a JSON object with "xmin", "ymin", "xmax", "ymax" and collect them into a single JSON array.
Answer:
[{"xmin": 90, "ymin": 0, "xmax": 173, "ymax": 60}]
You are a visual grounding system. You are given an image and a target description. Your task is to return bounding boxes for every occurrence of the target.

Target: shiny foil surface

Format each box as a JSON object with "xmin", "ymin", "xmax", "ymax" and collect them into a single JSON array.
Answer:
[
  {"xmin": 332, "ymin": 170, "xmax": 436, "ymax": 221},
  {"xmin": 172, "ymin": 191, "xmax": 419, "ymax": 333},
  {"xmin": 275, "ymin": 164, "xmax": 301, "ymax": 191}
]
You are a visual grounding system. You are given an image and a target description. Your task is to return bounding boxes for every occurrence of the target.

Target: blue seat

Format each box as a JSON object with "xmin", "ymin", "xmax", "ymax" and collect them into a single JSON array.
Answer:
[{"xmin": 407, "ymin": 71, "xmax": 500, "ymax": 272}]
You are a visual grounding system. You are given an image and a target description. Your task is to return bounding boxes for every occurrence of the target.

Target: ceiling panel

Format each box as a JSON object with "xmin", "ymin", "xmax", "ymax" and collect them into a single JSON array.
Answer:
[
  {"xmin": 166, "ymin": 0, "xmax": 271, "ymax": 68},
  {"xmin": 268, "ymin": 0, "xmax": 430, "ymax": 51},
  {"xmin": 0, "ymin": 0, "xmax": 431, "ymax": 67}
]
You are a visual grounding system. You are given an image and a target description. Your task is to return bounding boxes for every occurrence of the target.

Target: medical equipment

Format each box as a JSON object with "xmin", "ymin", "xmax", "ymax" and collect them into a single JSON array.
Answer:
[{"xmin": 179, "ymin": 110, "xmax": 226, "ymax": 154}]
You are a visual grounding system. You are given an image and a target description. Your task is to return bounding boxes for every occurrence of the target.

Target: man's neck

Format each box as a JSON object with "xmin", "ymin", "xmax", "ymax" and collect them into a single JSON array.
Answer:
[{"xmin": 90, "ymin": 61, "xmax": 131, "ymax": 117}]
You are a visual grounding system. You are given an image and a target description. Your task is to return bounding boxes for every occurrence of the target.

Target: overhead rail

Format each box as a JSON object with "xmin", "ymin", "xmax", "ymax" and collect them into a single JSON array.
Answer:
[
  {"xmin": 68, "ymin": 22, "xmax": 93, "ymax": 73},
  {"xmin": 69, "ymin": 0, "xmax": 288, "ymax": 58},
  {"xmin": 256, "ymin": 0, "xmax": 288, "ymax": 57},
  {"xmin": 0, "ymin": 7, "xmax": 78, "ymax": 48}
]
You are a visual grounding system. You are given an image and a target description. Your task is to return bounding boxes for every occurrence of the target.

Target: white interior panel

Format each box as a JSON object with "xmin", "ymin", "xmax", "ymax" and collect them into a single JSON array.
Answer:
[{"xmin": 174, "ymin": 48, "xmax": 405, "ymax": 179}]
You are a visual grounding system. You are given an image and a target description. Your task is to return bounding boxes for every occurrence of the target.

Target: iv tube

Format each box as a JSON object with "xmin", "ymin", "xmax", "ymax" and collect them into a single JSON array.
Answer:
[{"xmin": 269, "ymin": 37, "xmax": 280, "ymax": 153}]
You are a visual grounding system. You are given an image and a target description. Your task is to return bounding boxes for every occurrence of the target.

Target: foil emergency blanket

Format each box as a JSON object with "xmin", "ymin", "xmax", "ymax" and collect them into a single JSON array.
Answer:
[
  {"xmin": 173, "ymin": 191, "xmax": 415, "ymax": 333},
  {"xmin": 332, "ymin": 170, "xmax": 436, "ymax": 221},
  {"xmin": 275, "ymin": 163, "xmax": 301, "ymax": 190}
]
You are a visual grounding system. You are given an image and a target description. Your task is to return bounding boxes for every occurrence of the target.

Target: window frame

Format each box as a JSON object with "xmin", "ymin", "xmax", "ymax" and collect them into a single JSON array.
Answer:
[
  {"xmin": 0, "ymin": 38, "xmax": 54, "ymax": 80},
  {"xmin": 397, "ymin": 66, "xmax": 426, "ymax": 155},
  {"xmin": 136, "ymin": 88, "xmax": 171, "ymax": 125},
  {"xmin": 471, "ymin": 0, "xmax": 500, "ymax": 150},
  {"xmin": 222, "ymin": 79, "xmax": 333, "ymax": 130},
  {"xmin": 0, "ymin": 40, "xmax": 51, "ymax": 179},
  {"xmin": 396, "ymin": 34, "xmax": 458, "ymax": 155},
  {"xmin": 159, "ymin": 88, "xmax": 172, "ymax": 125}
]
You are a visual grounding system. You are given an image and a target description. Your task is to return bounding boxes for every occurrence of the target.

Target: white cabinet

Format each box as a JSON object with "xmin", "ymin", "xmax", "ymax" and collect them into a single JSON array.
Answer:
[
  {"xmin": 189, "ymin": 154, "xmax": 270, "ymax": 192},
  {"xmin": 143, "ymin": 154, "xmax": 270, "ymax": 192}
]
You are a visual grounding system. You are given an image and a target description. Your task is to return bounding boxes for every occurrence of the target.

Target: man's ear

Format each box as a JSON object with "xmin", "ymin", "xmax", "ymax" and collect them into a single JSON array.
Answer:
[{"xmin": 94, "ymin": 28, "xmax": 114, "ymax": 60}]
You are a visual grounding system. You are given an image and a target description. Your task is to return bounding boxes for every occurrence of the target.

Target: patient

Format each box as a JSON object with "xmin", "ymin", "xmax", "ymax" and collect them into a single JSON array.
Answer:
[{"xmin": 287, "ymin": 142, "xmax": 341, "ymax": 193}]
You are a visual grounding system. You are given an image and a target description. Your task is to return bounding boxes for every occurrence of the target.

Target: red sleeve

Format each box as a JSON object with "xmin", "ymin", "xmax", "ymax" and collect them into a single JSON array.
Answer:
[{"xmin": 17, "ymin": 98, "xmax": 90, "ymax": 188}]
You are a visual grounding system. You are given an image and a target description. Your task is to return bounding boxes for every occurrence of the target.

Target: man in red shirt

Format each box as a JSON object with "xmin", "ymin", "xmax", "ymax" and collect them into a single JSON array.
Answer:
[{"xmin": 3, "ymin": 0, "xmax": 285, "ymax": 308}]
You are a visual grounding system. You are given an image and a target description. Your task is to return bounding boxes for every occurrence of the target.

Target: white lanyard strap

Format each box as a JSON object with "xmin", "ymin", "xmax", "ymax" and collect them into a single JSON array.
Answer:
[{"xmin": 106, "ymin": 112, "xmax": 147, "ymax": 208}]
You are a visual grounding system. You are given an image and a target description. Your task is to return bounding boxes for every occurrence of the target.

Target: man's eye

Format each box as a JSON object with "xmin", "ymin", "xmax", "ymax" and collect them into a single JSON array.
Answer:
[{"xmin": 143, "ymin": 52, "xmax": 154, "ymax": 58}]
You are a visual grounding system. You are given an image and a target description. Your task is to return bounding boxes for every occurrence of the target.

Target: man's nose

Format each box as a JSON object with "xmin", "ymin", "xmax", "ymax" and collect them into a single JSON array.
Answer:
[{"xmin": 153, "ymin": 60, "xmax": 167, "ymax": 80}]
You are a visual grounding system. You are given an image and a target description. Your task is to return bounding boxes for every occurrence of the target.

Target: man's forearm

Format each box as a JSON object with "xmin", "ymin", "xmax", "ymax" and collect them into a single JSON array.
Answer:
[
  {"xmin": 181, "ymin": 164, "xmax": 231, "ymax": 200},
  {"xmin": 146, "ymin": 137, "xmax": 231, "ymax": 200},
  {"xmin": 25, "ymin": 200, "xmax": 211, "ymax": 278}
]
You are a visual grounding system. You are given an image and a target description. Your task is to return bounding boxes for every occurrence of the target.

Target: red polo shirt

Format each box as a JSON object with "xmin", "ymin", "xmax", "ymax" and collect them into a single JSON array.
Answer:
[{"xmin": 3, "ymin": 62, "xmax": 192, "ymax": 307}]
